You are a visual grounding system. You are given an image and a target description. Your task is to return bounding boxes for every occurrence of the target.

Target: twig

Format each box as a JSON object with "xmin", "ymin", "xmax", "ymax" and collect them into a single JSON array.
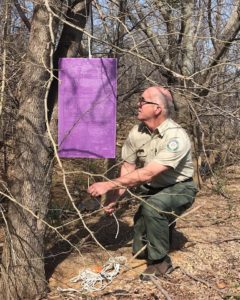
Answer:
[
  {"xmin": 180, "ymin": 268, "xmax": 224, "ymax": 294},
  {"xmin": 169, "ymin": 205, "xmax": 202, "ymax": 227},
  {"xmin": 186, "ymin": 236, "xmax": 240, "ymax": 245},
  {"xmin": 129, "ymin": 244, "xmax": 147, "ymax": 262},
  {"xmin": 120, "ymin": 244, "xmax": 147, "ymax": 275},
  {"xmin": 0, "ymin": 0, "xmax": 9, "ymax": 117},
  {"xmin": 150, "ymin": 276, "xmax": 173, "ymax": 300},
  {"xmin": 211, "ymin": 237, "xmax": 240, "ymax": 244}
]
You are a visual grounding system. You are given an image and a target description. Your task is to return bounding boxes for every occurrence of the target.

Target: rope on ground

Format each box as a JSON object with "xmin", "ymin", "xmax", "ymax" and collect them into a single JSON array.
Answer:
[{"xmin": 57, "ymin": 256, "xmax": 127, "ymax": 293}]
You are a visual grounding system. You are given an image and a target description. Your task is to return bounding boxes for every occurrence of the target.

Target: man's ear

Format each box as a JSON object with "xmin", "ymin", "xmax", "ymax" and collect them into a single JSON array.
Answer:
[{"xmin": 154, "ymin": 105, "xmax": 162, "ymax": 115}]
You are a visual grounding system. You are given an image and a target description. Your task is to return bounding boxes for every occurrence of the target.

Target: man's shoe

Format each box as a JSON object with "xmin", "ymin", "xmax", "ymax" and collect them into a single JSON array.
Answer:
[{"xmin": 140, "ymin": 258, "xmax": 173, "ymax": 281}]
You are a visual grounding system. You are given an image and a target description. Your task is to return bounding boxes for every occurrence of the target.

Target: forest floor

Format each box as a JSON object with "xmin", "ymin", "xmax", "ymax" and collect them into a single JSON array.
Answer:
[
  {"xmin": 1, "ymin": 164, "xmax": 239, "ymax": 299},
  {"xmin": 44, "ymin": 164, "xmax": 240, "ymax": 300}
]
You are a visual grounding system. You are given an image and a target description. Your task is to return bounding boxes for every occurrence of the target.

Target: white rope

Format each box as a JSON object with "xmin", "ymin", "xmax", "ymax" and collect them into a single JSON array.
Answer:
[
  {"xmin": 87, "ymin": 0, "xmax": 92, "ymax": 58},
  {"xmin": 94, "ymin": 197, "xmax": 120, "ymax": 239},
  {"xmin": 71, "ymin": 269, "xmax": 104, "ymax": 291},
  {"xmin": 88, "ymin": 36, "xmax": 92, "ymax": 58},
  {"xmin": 112, "ymin": 212, "xmax": 119, "ymax": 239},
  {"xmin": 57, "ymin": 256, "xmax": 127, "ymax": 293}
]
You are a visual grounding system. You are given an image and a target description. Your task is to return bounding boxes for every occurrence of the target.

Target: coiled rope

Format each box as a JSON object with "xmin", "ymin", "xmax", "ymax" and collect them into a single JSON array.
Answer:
[{"xmin": 57, "ymin": 256, "xmax": 127, "ymax": 293}]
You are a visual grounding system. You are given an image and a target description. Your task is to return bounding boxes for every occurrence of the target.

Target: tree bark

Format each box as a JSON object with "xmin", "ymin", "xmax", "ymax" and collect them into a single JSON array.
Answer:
[
  {"xmin": 0, "ymin": 2, "xmax": 56, "ymax": 298},
  {"xmin": 47, "ymin": 0, "xmax": 90, "ymax": 120},
  {"xmin": 0, "ymin": 0, "xmax": 90, "ymax": 297}
]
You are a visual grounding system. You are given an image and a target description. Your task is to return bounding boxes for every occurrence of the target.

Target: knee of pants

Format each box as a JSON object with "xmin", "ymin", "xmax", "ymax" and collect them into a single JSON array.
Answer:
[
  {"xmin": 141, "ymin": 211, "xmax": 169, "ymax": 228},
  {"xmin": 141, "ymin": 201, "xmax": 168, "ymax": 219}
]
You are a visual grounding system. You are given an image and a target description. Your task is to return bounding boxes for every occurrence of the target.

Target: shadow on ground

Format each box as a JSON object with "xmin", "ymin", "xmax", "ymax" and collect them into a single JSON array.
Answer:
[
  {"xmin": 170, "ymin": 228, "xmax": 188, "ymax": 251},
  {"xmin": 45, "ymin": 211, "xmax": 189, "ymax": 280},
  {"xmin": 45, "ymin": 210, "xmax": 133, "ymax": 280}
]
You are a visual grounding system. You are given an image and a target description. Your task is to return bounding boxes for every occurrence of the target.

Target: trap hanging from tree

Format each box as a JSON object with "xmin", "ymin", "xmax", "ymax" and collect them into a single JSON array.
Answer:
[{"xmin": 58, "ymin": 58, "xmax": 117, "ymax": 158}]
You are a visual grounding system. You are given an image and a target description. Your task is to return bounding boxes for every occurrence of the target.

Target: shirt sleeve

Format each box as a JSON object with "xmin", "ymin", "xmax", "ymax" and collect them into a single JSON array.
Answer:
[{"xmin": 151, "ymin": 132, "xmax": 191, "ymax": 169}]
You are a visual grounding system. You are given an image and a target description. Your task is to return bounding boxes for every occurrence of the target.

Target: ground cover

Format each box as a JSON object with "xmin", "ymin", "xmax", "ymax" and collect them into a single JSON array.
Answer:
[{"xmin": 45, "ymin": 166, "xmax": 240, "ymax": 300}]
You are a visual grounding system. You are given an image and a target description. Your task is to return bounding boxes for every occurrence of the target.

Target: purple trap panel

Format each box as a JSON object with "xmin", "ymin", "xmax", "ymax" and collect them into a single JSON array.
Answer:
[{"xmin": 58, "ymin": 58, "xmax": 117, "ymax": 158}]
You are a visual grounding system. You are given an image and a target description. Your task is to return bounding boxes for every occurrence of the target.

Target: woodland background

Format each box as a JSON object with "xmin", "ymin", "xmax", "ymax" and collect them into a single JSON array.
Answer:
[{"xmin": 0, "ymin": 0, "xmax": 240, "ymax": 299}]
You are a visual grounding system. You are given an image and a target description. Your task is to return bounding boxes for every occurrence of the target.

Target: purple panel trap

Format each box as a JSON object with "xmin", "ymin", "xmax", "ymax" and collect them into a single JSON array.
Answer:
[{"xmin": 58, "ymin": 58, "xmax": 117, "ymax": 158}]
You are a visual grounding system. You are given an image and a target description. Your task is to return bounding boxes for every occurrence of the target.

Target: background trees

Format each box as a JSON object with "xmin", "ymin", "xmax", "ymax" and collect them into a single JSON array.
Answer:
[{"xmin": 0, "ymin": 0, "xmax": 239, "ymax": 298}]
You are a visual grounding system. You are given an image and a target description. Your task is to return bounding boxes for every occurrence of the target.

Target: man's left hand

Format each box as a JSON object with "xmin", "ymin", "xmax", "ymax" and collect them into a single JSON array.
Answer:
[
  {"xmin": 103, "ymin": 201, "xmax": 117, "ymax": 215},
  {"xmin": 87, "ymin": 182, "xmax": 111, "ymax": 197}
]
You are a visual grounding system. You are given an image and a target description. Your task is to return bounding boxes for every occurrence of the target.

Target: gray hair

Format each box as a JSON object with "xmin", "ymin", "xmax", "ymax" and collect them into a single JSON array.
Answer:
[{"xmin": 155, "ymin": 93, "xmax": 175, "ymax": 117}]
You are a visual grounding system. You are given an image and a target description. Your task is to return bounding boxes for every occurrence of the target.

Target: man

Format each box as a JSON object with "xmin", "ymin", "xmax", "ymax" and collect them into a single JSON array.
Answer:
[{"xmin": 88, "ymin": 86, "xmax": 197, "ymax": 280}]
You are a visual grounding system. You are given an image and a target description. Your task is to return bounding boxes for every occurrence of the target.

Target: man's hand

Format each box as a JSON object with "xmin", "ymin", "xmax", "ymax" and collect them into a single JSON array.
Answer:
[
  {"xmin": 87, "ymin": 181, "xmax": 112, "ymax": 197},
  {"xmin": 103, "ymin": 201, "xmax": 117, "ymax": 215}
]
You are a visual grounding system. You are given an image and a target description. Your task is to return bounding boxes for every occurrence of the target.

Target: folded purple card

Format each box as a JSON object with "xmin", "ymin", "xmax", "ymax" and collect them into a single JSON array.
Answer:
[{"xmin": 58, "ymin": 58, "xmax": 117, "ymax": 158}]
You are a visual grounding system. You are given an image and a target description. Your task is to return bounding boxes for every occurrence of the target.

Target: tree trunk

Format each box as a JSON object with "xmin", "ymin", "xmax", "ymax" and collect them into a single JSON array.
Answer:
[
  {"xmin": 0, "ymin": 2, "xmax": 57, "ymax": 299},
  {"xmin": 0, "ymin": 0, "xmax": 91, "ymax": 297}
]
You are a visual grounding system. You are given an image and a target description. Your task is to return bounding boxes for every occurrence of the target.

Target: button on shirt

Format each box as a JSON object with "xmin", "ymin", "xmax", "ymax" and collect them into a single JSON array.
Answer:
[{"xmin": 122, "ymin": 118, "xmax": 194, "ymax": 188}]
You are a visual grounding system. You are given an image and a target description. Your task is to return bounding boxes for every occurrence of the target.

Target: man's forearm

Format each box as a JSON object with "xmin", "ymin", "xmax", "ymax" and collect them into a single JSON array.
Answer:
[
  {"xmin": 109, "ymin": 161, "xmax": 136, "ymax": 196},
  {"xmin": 109, "ymin": 163, "xmax": 169, "ymax": 190},
  {"xmin": 87, "ymin": 162, "xmax": 168, "ymax": 198},
  {"xmin": 111, "ymin": 168, "xmax": 152, "ymax": 189}
]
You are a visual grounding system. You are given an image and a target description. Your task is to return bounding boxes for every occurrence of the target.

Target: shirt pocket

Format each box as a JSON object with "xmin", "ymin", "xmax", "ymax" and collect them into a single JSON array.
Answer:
[{"xmin": 136, "ymin": 148, "xmax": 147, "ymax": 165}]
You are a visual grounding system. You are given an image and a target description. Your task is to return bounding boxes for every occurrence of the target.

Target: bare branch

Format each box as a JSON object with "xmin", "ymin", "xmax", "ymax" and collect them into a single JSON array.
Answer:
[{"xmin": 13, "ymin": 0, "xmax": 31, "ymax": 31}]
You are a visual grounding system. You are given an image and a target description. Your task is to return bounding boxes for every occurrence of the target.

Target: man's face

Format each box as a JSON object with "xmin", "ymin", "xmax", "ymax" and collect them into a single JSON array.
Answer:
[{"xmin": 137, "ymin": 93, "xmax": 159, "ymax": 121}]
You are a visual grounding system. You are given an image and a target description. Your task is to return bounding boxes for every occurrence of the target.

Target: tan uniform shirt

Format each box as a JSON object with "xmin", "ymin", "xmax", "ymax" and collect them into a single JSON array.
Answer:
[{"xmin": 122, "ymin": 118, "xmax": 194, "ymax": 188}]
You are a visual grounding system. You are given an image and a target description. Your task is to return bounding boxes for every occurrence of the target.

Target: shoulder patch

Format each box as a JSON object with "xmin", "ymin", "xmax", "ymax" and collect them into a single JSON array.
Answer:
[{"xmin": 167, "ymin": 139, "xmax": 179, "ymax": 152}]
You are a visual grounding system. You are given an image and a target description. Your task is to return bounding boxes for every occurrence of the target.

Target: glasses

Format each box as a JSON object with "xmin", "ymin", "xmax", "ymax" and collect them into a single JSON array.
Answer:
[{"xmin": 138, "ymin": 96, "xmax": 159, "ymax": 107}]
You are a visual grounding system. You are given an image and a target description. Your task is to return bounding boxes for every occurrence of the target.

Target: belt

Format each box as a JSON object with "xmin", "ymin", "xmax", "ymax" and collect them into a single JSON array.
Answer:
[{"xmin": 142, "ymin": 178, "xmax": 193, "ymax": 194}]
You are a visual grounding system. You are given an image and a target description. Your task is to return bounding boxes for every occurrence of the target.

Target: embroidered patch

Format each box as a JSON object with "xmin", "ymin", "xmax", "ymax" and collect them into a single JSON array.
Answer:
[{"xmin": 167, "ymin": 139, "xmax": 179, "ymax": 152}]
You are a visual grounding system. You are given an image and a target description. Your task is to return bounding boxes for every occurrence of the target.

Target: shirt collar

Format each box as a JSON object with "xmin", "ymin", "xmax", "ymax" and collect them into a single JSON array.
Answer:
[
  {"xmin": 155, "ymin": 118, "xmax": 171, "ymax": 137},
  {"xmin": 139, "ymin": 118, "xmax": 172, "ymax": 137},
  {"xmin": 139, "ymin": 123, "xmax": 152, "ymax": 135}
]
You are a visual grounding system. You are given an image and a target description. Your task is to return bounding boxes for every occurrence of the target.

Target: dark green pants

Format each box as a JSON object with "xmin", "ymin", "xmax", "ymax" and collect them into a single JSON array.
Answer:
[{"xmin": 133, "ymin": 181, "xmax": 198, "ymax": 261}]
